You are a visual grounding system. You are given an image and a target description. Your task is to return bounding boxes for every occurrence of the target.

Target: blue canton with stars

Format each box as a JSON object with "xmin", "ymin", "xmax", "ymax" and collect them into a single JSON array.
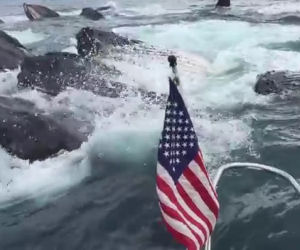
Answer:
[{"xmin": 158, "ymin": 78, "xmax": 199, "ymax": 183}]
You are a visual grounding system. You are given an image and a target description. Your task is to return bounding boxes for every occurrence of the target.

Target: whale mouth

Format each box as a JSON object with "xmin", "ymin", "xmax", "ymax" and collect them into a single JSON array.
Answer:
[{"xmin": 23, "ymin": 3, "xmax": 41, "ymax": 21}]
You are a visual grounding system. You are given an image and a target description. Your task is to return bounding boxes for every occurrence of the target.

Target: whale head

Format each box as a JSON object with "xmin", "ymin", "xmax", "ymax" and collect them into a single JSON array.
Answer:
[
  {"xmin": 23, "ymin": 3, "xmax": 59, "ymax": 21},
  {"xmin": 23, "ymin": 3, "xmax": 43, "ymax": 21}
]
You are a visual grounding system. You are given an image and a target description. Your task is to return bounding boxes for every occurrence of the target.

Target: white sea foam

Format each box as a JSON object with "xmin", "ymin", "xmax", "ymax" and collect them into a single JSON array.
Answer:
[
  {"xmin": 115, "ymin": 20, "xmax": 300, "ymax": 107},
  {"xmin": 256, "ymin": 2, "xmax": 300, "ymax": 15},
  {"xmin": 0, "ymin": 146, "xmax": 90, "ymax": 207},
  {"xmin": 5, "ymin": 28, "xmax": 48, "ymax": 45},
  {"xmin": 0, "ymin": 69, "xmax": 19, "ymax": 95},
  {"xmin": 57, "ymin": 9, "xmax": 81, "ymax": 16},
  {"xmin": 62, "ymin": 37, "xmax": 78, "ymax": 54},
  {"xmin": 119, "ymin": 3, "xmax": 189, "ymax": 17}
]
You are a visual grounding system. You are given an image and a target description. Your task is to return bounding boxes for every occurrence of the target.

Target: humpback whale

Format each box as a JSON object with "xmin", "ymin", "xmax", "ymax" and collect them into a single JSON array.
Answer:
[
  {"xmin": 255, "ymin": 71, "xmax": 300, "ymax": 95},
  {"xmin": 0, "ymin": 30, "xmax": 27, "ymax": 71},
  {"xmin": 18, "ymin": 52, "xmax": 93, "ymax": 96},
  {"xmin": 80, "ymin": 8, "xmax": 104, "ymax": 21},
  {"xmin": 17, "ymin": 49, "xmax": 165, "ymax": 103},
  {"xmin": 216, "ymin": 0, "xmax": 230, "ymax": 7},
  {"xmin": 17, "ymin": 52, "xmax": 151, "ymax": 100},
  {"xmin": 17, "ymin": 52, "xmax": 131, "ymax": 98},
  {"xmin": 76, "ymin": 27, "xmax": 135, "ymax": 57},
  {"xmin": 15, "ymin": 26, "xmax": 162, "ymax": 104},
  {"xmin": 23, "ymin": 3, "xmax": 59, "ymax": 21},
  {"xmin": 0, "ymin": 96, "xmax": 89, "ymax": 161}
]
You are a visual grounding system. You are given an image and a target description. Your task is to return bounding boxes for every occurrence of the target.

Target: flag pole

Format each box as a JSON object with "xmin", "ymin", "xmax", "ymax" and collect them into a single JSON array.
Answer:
[
  {"xmin": 168, "ymin": 55, "xmax": 180, "ymax": 86},
  {"xmin": 160, "ymin": 55, "xmax": 219, "ymax": 250}
]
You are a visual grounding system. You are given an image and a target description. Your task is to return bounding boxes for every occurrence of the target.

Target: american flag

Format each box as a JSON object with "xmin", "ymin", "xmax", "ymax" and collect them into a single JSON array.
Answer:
[{"xmin": 157, "ymin": 78, "xmax": 219, "ymax": 250}]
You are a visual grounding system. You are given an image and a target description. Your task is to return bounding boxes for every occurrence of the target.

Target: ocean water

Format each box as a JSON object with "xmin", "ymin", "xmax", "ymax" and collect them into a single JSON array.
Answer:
[{"xmin": 0, "ymin": 0, "xmax": 300, "ymax": 249}]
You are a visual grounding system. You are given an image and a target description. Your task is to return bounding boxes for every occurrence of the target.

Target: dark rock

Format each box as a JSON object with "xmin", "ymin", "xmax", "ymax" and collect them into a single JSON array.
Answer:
[
  {"xmin": 23, "ymin": 3, "xmax": 59, "ymax": 21},
  {"xmin": 0, "ymin": 96, "xmax": 89, "ymax": 161},
  {"xmin": 0, "ymin": 30, "xmax": 27, "ymax": 71},
  {"xmin": 216, "ymin": 0, "xmax": 230, "ymax": 7},
  {"xmin": 255, "ymin": 71, "xmax": 300, "ymax": 95},
  {"xmin": 80, "ymin": 8, "xmax": 104, "ymax": 21},
  {"xmin": 76, "ymin": 27, "xmax": 134, "ymax": 57}
]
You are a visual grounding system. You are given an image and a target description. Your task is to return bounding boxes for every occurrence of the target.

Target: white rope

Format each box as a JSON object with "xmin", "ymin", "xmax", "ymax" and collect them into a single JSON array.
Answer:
[{"xmin": 204, "ymin": 162, "xmax": 300, "ymax": 250}]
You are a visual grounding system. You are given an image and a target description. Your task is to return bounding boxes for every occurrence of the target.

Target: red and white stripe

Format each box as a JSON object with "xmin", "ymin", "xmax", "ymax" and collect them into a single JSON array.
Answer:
[{"xmin": 157, "ymin": 152, "xmax": 219, "ymax": 250}]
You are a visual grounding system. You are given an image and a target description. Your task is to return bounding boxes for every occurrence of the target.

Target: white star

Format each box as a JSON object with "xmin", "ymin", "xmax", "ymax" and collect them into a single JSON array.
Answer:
[
  {"xmin": 176, "ymin": 143, "xmax": 180, "ymax": 148},
  {"xmin": 183, "ymin": 134, "xmax": 188, "ymax": 140},
  {"xmin": 176, "ymin": 135, "xmax": 181, "ymax": 140},
  {"xmin": 166, "ymin": 110, "xmax": 171, "ymax": 115},
  {"xmin": 189, "ymin": 142, "xmax": 194, "ymax": 147},
  {"xmin": 169, "ymin": 159, "xmax": 172, "ymax": 164},
  {"xmin": 177, "ymin": 127, "xmax": 182, "ymax": 132},
  {"xmin": 172, "ymin": 135, "xmax": 176, "ymax": 140},
  {"xmin": 164, "ymin": 134, "xmax": 170, "ymax": 140},
  {"xmin": 178, "ymin": 119, "xmax": 183, "ymax": 124},
  {"xmin": 176, "ymin": 158, "xmax": 180, "ymax": 164},
  {"xmin": 190, "ymin": 134, "xmax": 195, "ymax": 139},
  {"xmin": 190, "ymin": 127, "xmax": 194, "ymax": 132},
  {"xmin": 179, "ymin": 111, "xmax": 184, "ymax": 116},
  {"xmin": 185, "ymin": 119, "xmax": 189, "ymax": 124},
  {"xmin": 173, "ymin": 110, "xmax": 177, "ymax": 115},
  {"xmin": 183, "ymin": 142, "xmax": 187, "ymax": 147},
  {"xmin": 176, "ymin": 151, "xmax": 180, "ymax": 156},
  {"xmin": 166, "ymin": 126, "xmax": 170, "ymax": 132},
  {"xmin": 164, "ymin": 143, "xmax": 170, "ymax": 148},
  {"xmin": 164, "ymin": 151, "xmax": 169, "ymax": 157},
  {"xmin": 182, "ymin": 150, "xmax": 187, "ymax": 155},
  {"xmin": 174, "ymin": 103, "xmax": 178, "ymax": 107},
  {"xmin": 172, "ymin": 118, "xmax": 177, "ymax": 124},
  {"xmin": 159, "ymin": 143, "xmax": 162, "ymax": 148},
  {"xmin": 184, "ymin": 127, "xmax": 189, "ymax": 132},
  {"xmin": 166, "ymin": 118, "xmax": 171, "ymax": 123},
  {"xmin": 172, "ymin": 127, "xmax": 176, "ymax": 132},
  {"xmin": 167, "ymin": 102, "xmax": 172, "ymax": 107},
  {"xmin": 173, "ymin": 167, "xmax": 176, "ymax": 172}
]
